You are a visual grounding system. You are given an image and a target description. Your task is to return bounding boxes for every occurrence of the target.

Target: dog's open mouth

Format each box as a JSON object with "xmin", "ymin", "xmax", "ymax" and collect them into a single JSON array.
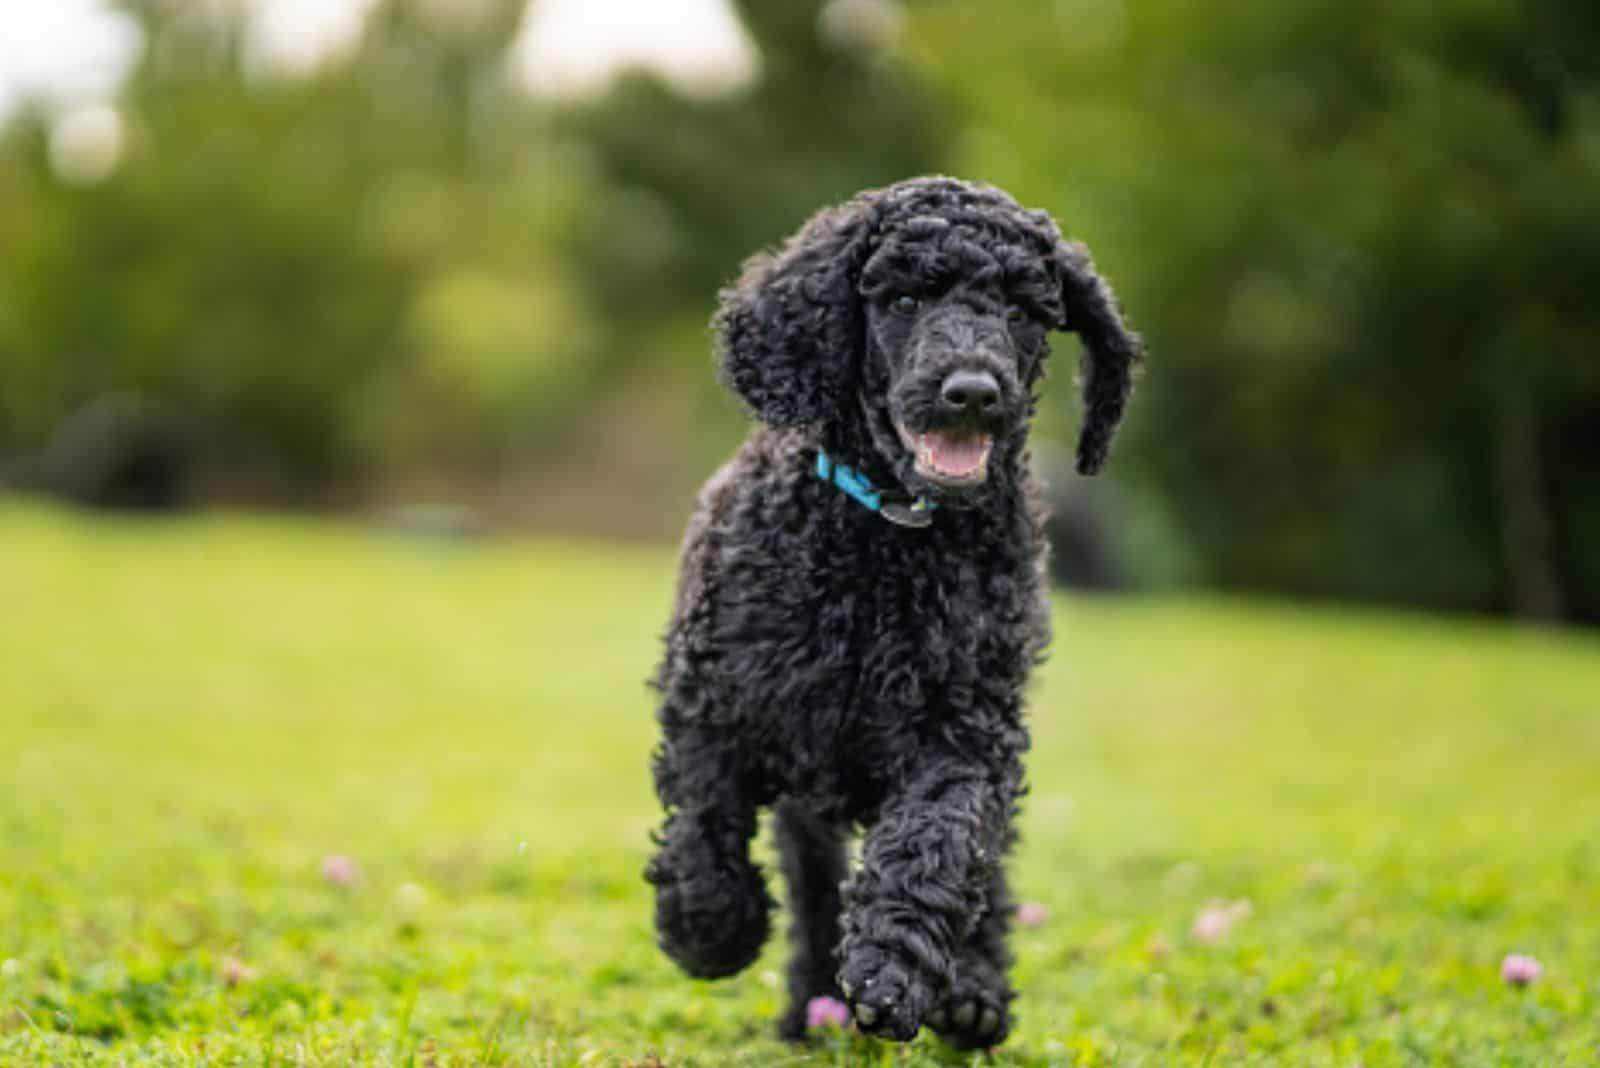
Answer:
[{"xmin": 896, "ymin": 424, "xmax": 993, "ymax": 486}]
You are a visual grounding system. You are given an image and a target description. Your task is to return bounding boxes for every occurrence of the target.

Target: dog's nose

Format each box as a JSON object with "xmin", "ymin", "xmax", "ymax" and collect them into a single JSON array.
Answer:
[{"xmin": 939, "ymin": 370, "xmax": 1001, "ymax": 415}]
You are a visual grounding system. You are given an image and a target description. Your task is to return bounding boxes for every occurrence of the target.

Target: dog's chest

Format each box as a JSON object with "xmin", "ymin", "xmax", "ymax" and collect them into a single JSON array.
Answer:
[{"xmin": 719, "ymin": 510, "xmax": 1043, "ymax": 805}]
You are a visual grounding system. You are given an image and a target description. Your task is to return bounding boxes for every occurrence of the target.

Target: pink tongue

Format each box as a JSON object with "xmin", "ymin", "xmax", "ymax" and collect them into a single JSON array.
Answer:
[{"xmin": 925, "ymin": 431, "xmax": 989, "ymax": 475}]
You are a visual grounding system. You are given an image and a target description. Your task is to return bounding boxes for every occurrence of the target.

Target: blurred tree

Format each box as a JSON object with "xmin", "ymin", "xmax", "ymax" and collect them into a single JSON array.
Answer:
[
  {"xmin": 912, "ymin": 0, "xmax": 1600, "ymax": 621},
  {"xmin": 0, "ymin": 0, "xmax": 593, "ymax": 495},
  {"xmin": 552, "ymin": 0, "xmax": 951, "ymax": 330}
]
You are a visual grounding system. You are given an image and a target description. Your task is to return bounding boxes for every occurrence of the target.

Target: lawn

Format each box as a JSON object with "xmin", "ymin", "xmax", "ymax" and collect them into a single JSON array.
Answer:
[{"xmin": 1, "ymin": 500, "xmax": 1597, "ymax": 1066}]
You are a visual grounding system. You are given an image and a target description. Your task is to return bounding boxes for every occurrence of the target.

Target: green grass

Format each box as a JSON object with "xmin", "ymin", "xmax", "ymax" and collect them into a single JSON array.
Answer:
[{"xmin": 2, "ymin": 500, "xmax": 1598, "ymax": 1067}]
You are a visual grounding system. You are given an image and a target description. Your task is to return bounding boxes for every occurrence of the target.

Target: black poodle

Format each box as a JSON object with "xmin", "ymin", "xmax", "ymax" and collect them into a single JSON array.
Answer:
[{"xmin": 646, "ymin": 176, "xmax": 1140, "ymax": 1049}]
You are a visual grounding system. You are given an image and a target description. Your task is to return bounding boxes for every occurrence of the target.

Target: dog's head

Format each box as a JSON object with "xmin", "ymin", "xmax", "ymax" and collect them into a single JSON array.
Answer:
[{"xmin": 715, "ymin": 176, "xmax": 1141, "ymax": 501}]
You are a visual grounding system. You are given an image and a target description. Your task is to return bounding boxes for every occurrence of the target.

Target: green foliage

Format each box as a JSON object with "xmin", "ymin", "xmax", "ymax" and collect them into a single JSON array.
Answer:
[
  {"xmin": 553, "ymin": 0, "xmax": 951, "ymax": 327},
  {"xmin": 909, "ymin": 0, "xmax": 1600, "ymax": 620},
  {"xmin": 0, "ymin": 0, "xmax": 598, "ymax": 488},
  {"xmin": 2, "ymin": 501, "xmax": 1599, "ymax": 1064}
]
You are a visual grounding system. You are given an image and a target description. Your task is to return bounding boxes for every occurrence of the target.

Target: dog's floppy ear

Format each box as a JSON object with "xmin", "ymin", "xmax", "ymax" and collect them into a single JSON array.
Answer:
[
  {"xmin": 714, "ymin": 196, "xmax": 879, "ymax": 427},
  {"xmin": 1056, "ymin": 239, "xmax": 1142, "ymax": 475}
]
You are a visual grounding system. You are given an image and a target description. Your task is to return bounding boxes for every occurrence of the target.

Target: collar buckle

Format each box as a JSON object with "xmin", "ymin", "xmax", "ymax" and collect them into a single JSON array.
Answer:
[{"xmin": 879, "ymin": 500, "xmax": 935, "ymax": 528}]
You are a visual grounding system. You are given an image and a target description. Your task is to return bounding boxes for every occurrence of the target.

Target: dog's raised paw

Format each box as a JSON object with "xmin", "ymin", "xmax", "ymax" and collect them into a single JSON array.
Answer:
[{"xmin": 647, "ymin": 857, "xmax": 771, "ymax": 979}]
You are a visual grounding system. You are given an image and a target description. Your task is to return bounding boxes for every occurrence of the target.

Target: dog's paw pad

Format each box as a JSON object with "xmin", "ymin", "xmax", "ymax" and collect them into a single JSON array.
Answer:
[
  {"xmin": 839, "ymin": 946, "xmax": 934, "ymax": 1042},
  {"xmin": 931, "ymin": 981, "xmax": 1012, "ymax": 1050}
]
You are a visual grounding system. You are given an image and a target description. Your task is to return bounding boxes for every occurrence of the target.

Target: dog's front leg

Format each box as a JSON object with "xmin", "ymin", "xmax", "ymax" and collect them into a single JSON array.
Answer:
[
  {"xmin": 644, "ymin": 727, "xmax": 773, "ymax": 979},
  {"xmin": 837, "ymin": 760, "xmax": 1008, "ymax": 1041}
]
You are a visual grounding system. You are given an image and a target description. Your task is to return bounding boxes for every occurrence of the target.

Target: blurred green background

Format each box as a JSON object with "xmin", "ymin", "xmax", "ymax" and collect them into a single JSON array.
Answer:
[
  {"xmin": 1, "ymin": 0, "xmax": 1597, "ymax": 620},
  {"xmin": 4, "ymin": 5, "xmax": 1600, "ymax": 1064}
]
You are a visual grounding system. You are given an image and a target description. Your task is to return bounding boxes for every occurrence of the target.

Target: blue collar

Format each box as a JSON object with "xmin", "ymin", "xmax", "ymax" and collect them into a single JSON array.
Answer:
[{"xmin": 815, "ymin": 450, "xmax": 936, "ymax": 528}]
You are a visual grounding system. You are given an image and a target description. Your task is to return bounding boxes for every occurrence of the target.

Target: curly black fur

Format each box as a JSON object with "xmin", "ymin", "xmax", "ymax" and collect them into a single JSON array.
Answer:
[{"xmin": 646, "ymin": 176, "xmax": 1141, "ymax": 1049}]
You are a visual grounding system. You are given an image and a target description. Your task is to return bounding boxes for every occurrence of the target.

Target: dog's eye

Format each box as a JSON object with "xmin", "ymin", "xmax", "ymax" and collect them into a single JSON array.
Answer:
[
  {"xmin": 891, "ymin": 294, "xmax": 921, "ymax": 316},
  {"xmin": 1006, "ymin": 304, "xmax": 1028, "ymax": 325}
]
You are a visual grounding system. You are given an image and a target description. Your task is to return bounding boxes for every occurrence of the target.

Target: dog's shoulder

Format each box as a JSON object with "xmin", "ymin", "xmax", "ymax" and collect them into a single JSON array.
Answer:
[{"xmin": 684, "ymin": 427, "xmax": 817, "ymax": 531}]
